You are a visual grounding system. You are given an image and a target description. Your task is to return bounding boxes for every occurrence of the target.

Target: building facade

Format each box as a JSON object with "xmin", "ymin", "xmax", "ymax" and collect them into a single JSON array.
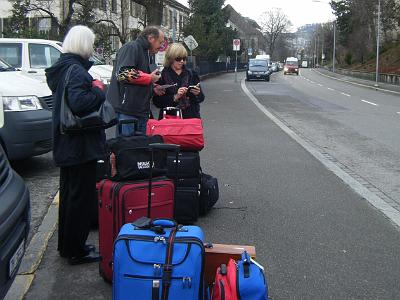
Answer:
[{"xmin": 0, "ymin": 0, "xmax": 190, "ymax": 50}]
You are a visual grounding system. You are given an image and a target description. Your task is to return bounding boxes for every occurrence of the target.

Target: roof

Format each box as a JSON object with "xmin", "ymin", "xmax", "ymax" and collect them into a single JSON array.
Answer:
[
  {"xmin": 223, "ymin": 4, "xmax": 263, "ymax": 36},
  {"xmin": 164, "ymin": 0, "xmax": 190, "ymax": 14}
]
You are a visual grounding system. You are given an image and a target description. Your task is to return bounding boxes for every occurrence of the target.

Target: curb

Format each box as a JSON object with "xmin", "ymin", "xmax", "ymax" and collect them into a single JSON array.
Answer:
[
  {"xmin": 4, "ymin": 193, "xmax": 59, "ymax": 300},
  {"xmin": 241, "ymin": 78, "xmax": 400, "ymax": 229},
  {"xmin": 313, "ymin": 69, "xmax": 400, "ymax": 95}
]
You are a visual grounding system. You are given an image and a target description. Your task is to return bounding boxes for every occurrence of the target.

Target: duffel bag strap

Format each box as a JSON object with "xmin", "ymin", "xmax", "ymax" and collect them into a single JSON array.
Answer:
[{"xmin": 162, "ymin": 227, "xmax": 178, "ymax": 300}]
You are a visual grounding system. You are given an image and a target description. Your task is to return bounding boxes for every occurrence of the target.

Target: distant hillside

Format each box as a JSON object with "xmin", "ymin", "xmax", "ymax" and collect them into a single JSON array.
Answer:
[{"xmin": 345, "ymin": 43, "xmax": 400, "ymax": 75}]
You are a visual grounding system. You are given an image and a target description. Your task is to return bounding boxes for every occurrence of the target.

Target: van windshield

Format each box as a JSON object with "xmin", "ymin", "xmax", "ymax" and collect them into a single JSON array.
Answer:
[
  {"xmin": 286, "ymin": 61, "xmax": 298, "ymax": 66},
  {"xmin": 249, "ymin": 60, "xmax": 268, "ymax": 67}
]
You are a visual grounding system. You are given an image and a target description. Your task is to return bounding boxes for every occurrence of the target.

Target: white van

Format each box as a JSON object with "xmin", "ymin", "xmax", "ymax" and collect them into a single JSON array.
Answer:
[
  {"xmin": 0, "ymin": 58, "xmax": 52, "ymax": 160},
  {"xmin": 0, "ymin": 38, "xmax": 112, "ymax": 84}
]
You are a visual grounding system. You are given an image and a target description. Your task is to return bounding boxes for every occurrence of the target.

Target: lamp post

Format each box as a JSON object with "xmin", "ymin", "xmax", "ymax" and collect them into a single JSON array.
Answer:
[
  {"xmin": 375, "ymin": 0, "xmax": 381, "ymax": 87},
  {"xmin": 312, "ymin": 0, "xmax": 336, "ymax": 72}
]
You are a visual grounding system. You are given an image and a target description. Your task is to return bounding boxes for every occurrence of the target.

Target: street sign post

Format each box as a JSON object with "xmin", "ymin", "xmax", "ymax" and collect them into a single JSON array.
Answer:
[
  {"xmin": 184, "ymin": 35, "xmax": 199, "ymax": 68},
  {"xmin": 233, "ymin": 39, "xmax": 240, "ymax": 82}
]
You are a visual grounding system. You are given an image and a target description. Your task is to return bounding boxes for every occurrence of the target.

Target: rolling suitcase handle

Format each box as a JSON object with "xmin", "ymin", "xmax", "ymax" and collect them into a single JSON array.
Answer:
[
  {"xmin": 148, "ymin": 143, "xmax": 180, "ymax": 218},
  {"xmin": 118, "ymin": 118, "xmax": 139, "ymax": 136},
  {"xmin": 162, "ymin": 107, "xmax": 183, "ymax": 119}
]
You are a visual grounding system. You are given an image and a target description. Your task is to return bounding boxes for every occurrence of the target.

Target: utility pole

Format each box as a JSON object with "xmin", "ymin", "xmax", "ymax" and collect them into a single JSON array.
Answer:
[
  {"xmin": 333, "ymin": 21, "xmax": 336, "ymax": 73},
  {"xmin": 375, "ymin": 0, "xmax": 381, "ymax": 87}
]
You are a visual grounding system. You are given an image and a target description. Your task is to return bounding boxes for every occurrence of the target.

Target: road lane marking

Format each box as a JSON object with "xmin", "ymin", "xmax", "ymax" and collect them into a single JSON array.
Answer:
[
  {"xmin": 318, "ymin": 84, "xmax": 323, "ymax": 87},
  {"xmin": 341, "ymin": 92, "xmax": 351, "ymax": 97},
  {"xmin": 241, "ymin": 77, "xmax": 400, "ymax": 229},
  {"xmin": 397, "ymin": 112, "xmax": 400, "ymax": 114},
  {"xmin": 310, "ymin": 81, "xmax": 315, "ymax": 83},
  {"xmin": 361, "ymin": 100, "xmax": 378, "ymax": 106},
  {"xmin": 327, "ymin": 87, "xmax": 335, "ymax": 91}
]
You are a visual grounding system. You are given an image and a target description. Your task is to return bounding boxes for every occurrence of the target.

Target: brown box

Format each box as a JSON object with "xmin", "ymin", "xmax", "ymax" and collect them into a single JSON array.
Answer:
[{"xmin": 204, "ymin": 243, "xmax": 256, "ymax": 286}]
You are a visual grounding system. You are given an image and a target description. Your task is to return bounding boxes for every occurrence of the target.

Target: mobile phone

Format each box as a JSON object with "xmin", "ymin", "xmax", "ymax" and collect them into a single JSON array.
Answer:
[{"xmin": 188, "ymin": 83, "xmax": 200, "ymax": 91}]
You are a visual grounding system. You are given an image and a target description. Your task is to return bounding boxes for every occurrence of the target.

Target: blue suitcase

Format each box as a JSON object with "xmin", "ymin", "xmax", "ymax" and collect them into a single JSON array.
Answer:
[{"xmin": 113, "ymin": 219, "xmax": 205, "ymax": 300}]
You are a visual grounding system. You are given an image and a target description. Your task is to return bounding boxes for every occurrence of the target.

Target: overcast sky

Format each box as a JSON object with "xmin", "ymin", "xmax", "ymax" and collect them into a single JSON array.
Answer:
[{"xmin": 176, "ymin": 0, "xmax": 335, "ymax": 30}]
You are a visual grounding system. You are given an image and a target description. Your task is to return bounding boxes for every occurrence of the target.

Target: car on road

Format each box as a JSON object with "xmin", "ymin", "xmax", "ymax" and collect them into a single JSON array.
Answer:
[
  {"xmin": 0, "ymin": 58, "xmax": 52, "ymax": 160},
  {"xmin": 0, "ymin": 38, "xmax": 112, "ymax": 85},
  {"xmin": 283, "ymin": 57, "xmax": 299, "ymax": 75},
  {"xmin": 246, "ymin": 59, "xmax": 271, "ymax": 81},
  {"xmin": 0, "ymin": 133, "xmax": 30, "ymax": 299},
  {"xmin": 271, "ymin": 62, "xmax": 279, "ymax": 72}
]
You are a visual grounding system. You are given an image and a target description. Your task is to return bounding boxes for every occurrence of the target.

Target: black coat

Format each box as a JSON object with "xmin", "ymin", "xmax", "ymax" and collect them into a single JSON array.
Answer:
[
  {"xmin": 152, "ymin": 66, "xmax": 204, "ymax": 119},
  {"xmin": 46, "ymin": 53, "xmax": 106, "ymax": 167},
  {"xmin": 107, "ymin": 36, "xmax": 155, "ymax": 118}
]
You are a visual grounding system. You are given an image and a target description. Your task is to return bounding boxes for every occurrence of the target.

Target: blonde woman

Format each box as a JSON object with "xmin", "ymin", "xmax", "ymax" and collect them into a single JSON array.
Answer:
[{"xmin": 153, "ymin": 43, "xmax": 204, "ymax": 119}]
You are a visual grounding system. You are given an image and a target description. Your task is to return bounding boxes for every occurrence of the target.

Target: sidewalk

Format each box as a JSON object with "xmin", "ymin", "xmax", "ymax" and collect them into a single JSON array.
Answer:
[
  {"xmin": 19, "ymin": 72, "xmax": 400, "ymax": 299},
  {"xmin": 315, "ymin": 67, "xmax": 400, "ymax": 94}
]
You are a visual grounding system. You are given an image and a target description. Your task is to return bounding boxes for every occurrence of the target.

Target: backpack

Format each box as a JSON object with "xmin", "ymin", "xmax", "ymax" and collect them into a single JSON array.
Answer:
[
  {"xmin": 212, "ymin": 251, "xmax": 268, "ymax": 300},
  {"xmin": 199, "ymin": 172, "xmax": 219, "ymax": 215}
]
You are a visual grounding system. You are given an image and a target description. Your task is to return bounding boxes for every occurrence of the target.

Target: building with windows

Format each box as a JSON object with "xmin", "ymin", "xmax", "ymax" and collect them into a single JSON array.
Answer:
[
  {"xmin": 223, "ymin": 4, "xmax": 267, "ymax": 57},
  {"xmin": 0, "ymin": 0, "xmax": 190, "ymax": 51}
]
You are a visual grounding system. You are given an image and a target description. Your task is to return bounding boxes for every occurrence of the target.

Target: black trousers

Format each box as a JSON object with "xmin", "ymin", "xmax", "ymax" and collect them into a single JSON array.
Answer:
[{"xmin": 58, "ymin": 160, "xmax": 96, "ymax": 258}]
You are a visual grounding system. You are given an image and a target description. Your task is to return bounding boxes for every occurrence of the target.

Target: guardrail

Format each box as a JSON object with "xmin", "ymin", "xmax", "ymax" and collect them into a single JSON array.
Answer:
[
  {"xmin": 195, "ymin": 61, "xmax": 247, "ymax": 76},
  {"xmin": 325, "ymin": 67, "xmax": 400, "ymax": 86}
]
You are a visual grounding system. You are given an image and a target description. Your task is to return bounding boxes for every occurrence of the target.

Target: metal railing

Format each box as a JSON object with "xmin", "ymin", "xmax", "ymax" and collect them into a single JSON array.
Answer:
[{"xmin": 326, "ymin": 67, "xmax": 400, "ymax": 86}]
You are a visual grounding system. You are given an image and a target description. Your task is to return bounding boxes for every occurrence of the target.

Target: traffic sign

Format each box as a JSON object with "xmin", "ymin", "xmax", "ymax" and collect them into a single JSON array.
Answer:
[
  {"xmin": 233, "ymin": 39, "xmax": 240, "ymax": 51},
  {"xmin": 184, "ymin": 35, "xmax": 199, "ymax": 51}
]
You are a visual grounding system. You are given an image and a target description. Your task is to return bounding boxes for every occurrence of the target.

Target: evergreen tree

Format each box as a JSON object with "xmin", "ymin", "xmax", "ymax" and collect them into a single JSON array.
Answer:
[{"xmin": 183, "ymin": 0, "xmax": 238, "ymax": 60}]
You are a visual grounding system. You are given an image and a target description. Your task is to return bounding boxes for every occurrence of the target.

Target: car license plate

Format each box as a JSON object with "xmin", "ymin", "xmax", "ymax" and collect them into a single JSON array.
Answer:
[{"xmin": 9, "ymin": 239, "xmax": 25, "ymax": 278}]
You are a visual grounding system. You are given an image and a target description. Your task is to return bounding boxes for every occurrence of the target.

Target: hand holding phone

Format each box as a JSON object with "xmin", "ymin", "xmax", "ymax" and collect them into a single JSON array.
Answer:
[{"xmin": 188, "ymin": 83, "xmax": 201, "ymax": 95}]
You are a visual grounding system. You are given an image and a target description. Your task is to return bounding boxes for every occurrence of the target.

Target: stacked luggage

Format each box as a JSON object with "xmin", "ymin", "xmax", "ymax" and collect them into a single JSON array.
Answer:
[{"xmin": 95, "ymin": 110, "xmax": 268, "ymax": 299}]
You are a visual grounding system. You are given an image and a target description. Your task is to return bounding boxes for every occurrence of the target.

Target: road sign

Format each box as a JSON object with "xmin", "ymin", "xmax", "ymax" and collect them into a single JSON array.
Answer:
[
  {"xmin": 184, "ymin": 35, "xmax": 199, "ymax": 51},
  {"xmin": 233, "ymin": 39, "xmax": 240, "ymax": 51}
]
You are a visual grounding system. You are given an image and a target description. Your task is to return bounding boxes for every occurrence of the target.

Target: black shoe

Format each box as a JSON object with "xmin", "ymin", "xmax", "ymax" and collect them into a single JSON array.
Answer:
[
  {"xmin": 68, "ymin": 252, "xmax": 101, "ymax": 265},
  {"xmin": 84, "ymin": 244, "xmax": 96, "ymax": 253}
]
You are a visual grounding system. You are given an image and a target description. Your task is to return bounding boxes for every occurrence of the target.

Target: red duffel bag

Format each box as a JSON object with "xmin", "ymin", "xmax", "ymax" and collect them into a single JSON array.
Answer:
[{"xmin": 146, "ymin": 108, "xmax": 204, "ymax": 151}]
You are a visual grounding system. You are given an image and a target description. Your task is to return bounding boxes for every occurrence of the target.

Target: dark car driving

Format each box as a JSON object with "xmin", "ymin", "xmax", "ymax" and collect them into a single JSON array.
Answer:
[
  {"xmin": 0, "ymin": 143, "xmax": 30, "ymax": 299},
  {"xmin": 246, "ymin": 59, "xmax": 270, "ymax": 82}
]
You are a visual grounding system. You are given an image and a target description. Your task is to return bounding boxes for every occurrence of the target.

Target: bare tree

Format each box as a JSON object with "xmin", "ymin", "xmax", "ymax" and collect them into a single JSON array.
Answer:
[{"xmin": 259, "ymin": 8, "xmax": 292, "ymax": 58}]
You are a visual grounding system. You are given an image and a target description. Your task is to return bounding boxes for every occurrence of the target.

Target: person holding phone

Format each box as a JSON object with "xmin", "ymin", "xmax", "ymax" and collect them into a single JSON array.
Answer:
[
  {"xmin": 107, "ymin": 26, "xmax": 164, "ymax": 135},
  {"xmin": 153, "ymin": 43, "xmax": 204, "ymax": 119}
]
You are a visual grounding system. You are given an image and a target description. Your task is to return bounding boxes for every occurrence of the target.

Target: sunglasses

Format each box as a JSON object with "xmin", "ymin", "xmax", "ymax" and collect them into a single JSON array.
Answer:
[{"xmin": 175, "ymin": 57, "xmax": 187, "ymax": 62}]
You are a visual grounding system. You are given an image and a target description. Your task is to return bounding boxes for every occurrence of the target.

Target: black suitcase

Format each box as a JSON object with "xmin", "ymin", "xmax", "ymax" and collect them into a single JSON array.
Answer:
[
  {"xmin": 174, "ymin": 185, "xmax": 200, "ymax": 224},
  {"xmin": 166, "ymin": 151, "xmax": 200, "ymax": 179}
]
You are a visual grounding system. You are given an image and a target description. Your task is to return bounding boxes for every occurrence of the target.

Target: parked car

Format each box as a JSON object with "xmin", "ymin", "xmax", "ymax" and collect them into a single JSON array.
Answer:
[
  {"xmin": 246, "ymin": 59, "xmax": 270, "ymax": 82},
  {"xmin": 271, "ymin": 62, "xmax": 279, "ymax": 72},
  {"xmin": 0, "ymin": 38, "xmax": 112, "ymax": 85},
  {"xmin": 0, "ymin": 58, "xmax": 52, "ymax": 160},
  {"xmin": 283, "ymin": 57, "xmax": 299, "ymax": 75},
  {"xmin": 0, "ymin": 136, "xmax": 30, "ymax": 299}
]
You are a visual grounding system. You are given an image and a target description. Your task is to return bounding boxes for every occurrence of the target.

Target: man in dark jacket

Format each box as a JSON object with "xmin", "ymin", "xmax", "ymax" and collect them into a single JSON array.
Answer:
[{"xmin": 107, "ymin": 26, "xmax": 164, "ymax": 135}]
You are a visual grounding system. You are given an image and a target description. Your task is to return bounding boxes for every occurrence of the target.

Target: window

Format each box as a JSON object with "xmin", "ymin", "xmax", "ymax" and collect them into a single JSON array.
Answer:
[
  {"xmin": 111, "ymin": 0, "xmax": 117, "ymax": 12},
  {"xmin": 169, "ymin": 10, "xmax": 173, "ymax": 29},
  {"xmin": 0, "ymin": 43, "xmax": 23, "ymax": 68},
  {"xmin": 97, "ymin": 0, "xmax": 106, "ymax": 11},
  {"xmin": 28, "ymin": 44, "xmax": 61, "ymax": 68},
  {"xmin": 38, "ymin": 18, "xmax": 51, "ymax": 33},
  {"xmin": 179, "ymin": 15, "xmax": 184, "ymax": 30},
  {"xmin": 162, "ymin": 7, "xmax": 168, "ymax": 26}
]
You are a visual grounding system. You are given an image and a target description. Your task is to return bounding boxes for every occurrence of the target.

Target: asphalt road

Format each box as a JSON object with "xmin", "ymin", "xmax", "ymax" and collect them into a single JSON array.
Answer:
[
  {"xmin": 247, "ymin": 68, "xmax": 400, "ymax": 209},
  {"xmin": 22, "ymin": 71, "xmax": 400, "ymax": 299}
]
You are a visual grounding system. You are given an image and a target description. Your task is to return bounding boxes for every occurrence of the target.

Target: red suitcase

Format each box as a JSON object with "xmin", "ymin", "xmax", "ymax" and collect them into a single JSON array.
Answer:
[
  {"xmin": 146, "ymin": 107, "xmax": 204, "ymax": 151},
  {"xmin": 98, "ymin": 143, "xmax": 179, "ymax": 282}
]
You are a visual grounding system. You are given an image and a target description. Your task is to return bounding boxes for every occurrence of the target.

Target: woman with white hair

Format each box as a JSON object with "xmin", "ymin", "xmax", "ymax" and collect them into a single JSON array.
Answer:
[{"xmin": 45, "ymin": 25, "xmax": 105, "ymax": 265}]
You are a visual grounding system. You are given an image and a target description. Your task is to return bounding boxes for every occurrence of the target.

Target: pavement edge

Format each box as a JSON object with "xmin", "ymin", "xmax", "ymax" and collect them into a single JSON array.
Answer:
[
  {"xmin": 4, "ymin": 192, "xmax": 59, "ymax": 300},
  {"xmin": 241, "ymin": 78, "xmax": 400, "ymax": 229}
]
